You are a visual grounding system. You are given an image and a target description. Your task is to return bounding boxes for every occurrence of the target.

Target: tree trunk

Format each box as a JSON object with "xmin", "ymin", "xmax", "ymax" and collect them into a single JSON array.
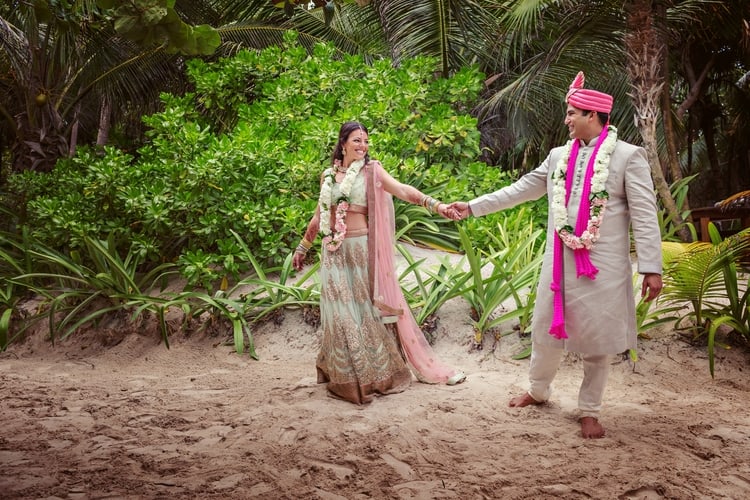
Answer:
[
  {"xmin": 701, "ymin": 109, "xmax": 725, "ymax": 203},
  {"xmin": 655, "ymin": 1, "xmax": 683, "ymax": 185},
  {"xmin": 69, "ymin": 104, "xmax": 79, "ymax": 157},
  {"xmin": 655, "ymin": 1, "xmax": 691, "ymax": 223},
  {"xmin": 625, "ymin": 0, "xmax": 691, "ymax": 242},
  {"xmin": 97, "ymin": 96, "xmax": 112, "ymax": 147}
]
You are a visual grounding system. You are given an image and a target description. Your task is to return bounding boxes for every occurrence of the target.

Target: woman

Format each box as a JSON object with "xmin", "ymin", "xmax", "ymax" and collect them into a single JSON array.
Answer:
[{"xmin": 292, "ymin": 121, "xmax": 466, "ymax": 404}]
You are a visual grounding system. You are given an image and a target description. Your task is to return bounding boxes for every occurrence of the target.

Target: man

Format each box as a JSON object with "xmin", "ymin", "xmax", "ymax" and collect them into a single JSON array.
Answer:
[{"xmin": 450, "ymin": 72, "xmax": 663, "ymax": 438}]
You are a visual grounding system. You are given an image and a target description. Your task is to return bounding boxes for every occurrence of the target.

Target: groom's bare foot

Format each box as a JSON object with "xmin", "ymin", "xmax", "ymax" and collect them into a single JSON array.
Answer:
[
  {"xmin": 580, "ymin": 417, "xmax": 605, "ymax": 439},
  {"xmin": 508, "ymin": 392, "xmax": 543, "ymax": 407}
]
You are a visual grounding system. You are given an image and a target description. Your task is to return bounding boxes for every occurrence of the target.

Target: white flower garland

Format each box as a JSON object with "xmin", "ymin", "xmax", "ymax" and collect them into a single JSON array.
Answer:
[
  {"xmin": 318, "ymin": 159, "xmax": 365, "ymax": 251},
  {"xmin": 551, "ymin": 125, "xmax": 617, "ymax": 250}
]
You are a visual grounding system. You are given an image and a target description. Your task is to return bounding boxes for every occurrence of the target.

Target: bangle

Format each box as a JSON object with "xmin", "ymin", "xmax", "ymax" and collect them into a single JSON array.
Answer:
[
  {"xmin": 296, "ymin": 238, "xmax": 312, "ymax": 255},
  {"xmin": 428, "ymin": 197, "xmax": 440, "ymax": 213},
  {"xmin": 420, "ymin": 195, "xmax": 442, "ymax": 213}
]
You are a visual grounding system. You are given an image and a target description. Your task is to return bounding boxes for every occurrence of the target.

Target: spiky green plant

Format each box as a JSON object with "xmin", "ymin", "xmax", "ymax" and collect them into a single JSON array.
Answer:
[
  {"xmin": 397, "ymin": 243, "xmax": 473, "ymax": 329},
  {"xmin": 458, "ymin": 218, "xmax": 544, "ymax": 350},
  {"xmin": 9, "ymin": 233, "xmax": 179, "ymax": 345},
  {"xmin": 660, "ymin": 226, "xmax": 750, "ymax": 376}
]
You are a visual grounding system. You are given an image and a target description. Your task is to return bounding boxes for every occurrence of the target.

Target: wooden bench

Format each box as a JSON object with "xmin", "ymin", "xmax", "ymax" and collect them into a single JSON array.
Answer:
[{"xmin": 690, "ymin": 206, "xmax": 750, "ymax": 242}]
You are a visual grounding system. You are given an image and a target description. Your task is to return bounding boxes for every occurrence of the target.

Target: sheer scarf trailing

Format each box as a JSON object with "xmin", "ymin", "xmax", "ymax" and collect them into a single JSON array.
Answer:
[{"xmin": 365, "ymin": 162, "xmax": 461, "ymax": 384}]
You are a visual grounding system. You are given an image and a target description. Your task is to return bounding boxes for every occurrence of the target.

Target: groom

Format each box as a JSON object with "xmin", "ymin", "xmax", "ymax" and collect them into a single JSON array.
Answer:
[{"xmin": 450, "ymin": 72, "xmax": 663, "ymax": 438}]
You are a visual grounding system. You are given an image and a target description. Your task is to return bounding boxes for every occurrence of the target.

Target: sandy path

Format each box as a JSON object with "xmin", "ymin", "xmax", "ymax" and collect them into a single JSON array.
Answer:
[{"xmin": 2, "ymin": 297, "xmax": 750, "ymax": 499}]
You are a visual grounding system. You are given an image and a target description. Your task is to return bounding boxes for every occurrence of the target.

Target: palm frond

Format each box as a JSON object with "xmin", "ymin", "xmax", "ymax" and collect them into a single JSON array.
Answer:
[
  {"xmin": 718, "ymin": 190, "xmax": 750, "ymax": 209},
  {"xmin": 662, "ymin": 229, "xmax": 750, "ymax": 319},
  {"xmin": 371, "ymin": 0, "xmax": 498, "ymax": 75},
  {"xmin": 479, "ymin": 1, "xmax": 638, "ymax": 161},
  {"xmin": 0, "ymin": 16, "xmax": 30, "ymax": 80},
  {"xmin": 286, "ymin": 2, "xmax": 387, "ymax": 58}
]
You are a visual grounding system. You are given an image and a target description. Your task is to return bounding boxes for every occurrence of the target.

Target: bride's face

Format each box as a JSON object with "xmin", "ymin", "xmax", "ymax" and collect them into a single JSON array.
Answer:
[{"xmin": 342, "ymin": 129, "xmax": 369, "ymax": 165}]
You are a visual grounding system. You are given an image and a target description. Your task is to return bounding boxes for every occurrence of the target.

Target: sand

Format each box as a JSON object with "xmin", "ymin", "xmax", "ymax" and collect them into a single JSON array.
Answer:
[{"xmin": 2, "ymin": 252, "xmax": 750, "ymax": 499}]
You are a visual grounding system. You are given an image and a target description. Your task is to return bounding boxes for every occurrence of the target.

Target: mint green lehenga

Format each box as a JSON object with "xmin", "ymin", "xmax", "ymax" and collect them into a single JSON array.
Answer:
[
  {"xmin": 316, "ymin": 230, "xmax": 412, "ymax": 404},
  {"xmin": 315, "ymin": 161, "xmax": 464, "ymax": 405}
]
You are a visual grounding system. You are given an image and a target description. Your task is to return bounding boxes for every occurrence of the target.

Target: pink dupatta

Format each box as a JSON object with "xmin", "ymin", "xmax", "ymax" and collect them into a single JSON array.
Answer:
[{"xmin": 366, "ymin": 162, "xmax": 462, "ymax": 384}]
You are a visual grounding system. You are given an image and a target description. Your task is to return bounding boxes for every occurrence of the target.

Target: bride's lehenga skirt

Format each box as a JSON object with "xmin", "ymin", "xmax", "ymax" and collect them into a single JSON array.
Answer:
[{"xmin": 317, "ymin": 233, "xmax": 411, "ymax": 404}]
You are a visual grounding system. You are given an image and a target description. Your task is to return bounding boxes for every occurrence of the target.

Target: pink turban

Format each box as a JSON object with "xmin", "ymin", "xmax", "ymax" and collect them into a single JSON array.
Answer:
[{"xmin": 565, "ymin": 71, "xmax": 613, "ymax": 113}]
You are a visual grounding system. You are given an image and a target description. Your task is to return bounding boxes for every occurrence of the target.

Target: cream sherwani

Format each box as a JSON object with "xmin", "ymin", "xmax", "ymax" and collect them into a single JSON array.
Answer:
[
  {"xmin": 469, "ymin": 137, "xmax": 663, "ymax": 416},
  {"xmin": 471, "ymin": 138, "xmax": 662, "ymax": 354}
]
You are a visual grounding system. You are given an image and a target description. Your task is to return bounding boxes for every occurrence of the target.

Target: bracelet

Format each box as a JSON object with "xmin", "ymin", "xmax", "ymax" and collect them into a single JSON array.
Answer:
[
  {"xmin": 419, "ymin": 195, "xmax": 442, "ymax": 214},
  {"xmin": 296, "ymin": 238, "xmax": 313, "ymax": 254}
]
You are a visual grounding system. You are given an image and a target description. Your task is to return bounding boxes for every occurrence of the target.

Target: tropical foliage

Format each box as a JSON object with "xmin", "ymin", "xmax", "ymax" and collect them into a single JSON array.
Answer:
[
  {"xmin": 2, "ymin": 0, "xmax": 748, "ymax": 218},
  {"xmin": 9, "ymin": 34, "xmax": 497, "ymax": 285},
  {"xmin": 0, "ymin": 33, "xmax": 525, "ymax": 356},
  {"xmin": 458, "ymin": 215, "xmax": 544, "ymax": 352},
  {"xmin": 1, "ymin": 1, "xmax": 749, "ymax": 376},
  {"xmin": 659, "ymin": 227, "xmax": 750, "ymax": 375},
  {"xmin": 479, "ymin": 0, "xmax": 750, "ymax": 209}
]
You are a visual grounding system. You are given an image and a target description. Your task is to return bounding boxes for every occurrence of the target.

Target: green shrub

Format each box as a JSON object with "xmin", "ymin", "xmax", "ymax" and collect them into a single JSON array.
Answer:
[{"xmin": 10, "ymin": 30, "xmax": 529, "ymax": 288}]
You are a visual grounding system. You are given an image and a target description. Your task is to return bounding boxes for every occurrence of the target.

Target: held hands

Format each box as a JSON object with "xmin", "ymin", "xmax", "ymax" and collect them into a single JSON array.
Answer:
[
  {"xmin": 446, "ymin": 201, "xmax": 471, "ymax": 220},
  {"xmin": 437, "ymin": 203, "xmax": 462, "ymax": 221},
  {"xmin": 420, "ymin": 195, "xmax": 461, "ymax": 220},
  {"xmin": 293, "ymin": 200, "xmax": 469, "ymax": 270},
  {"xmin": 434, "ymin": 201, "xmax": 470, "ymax": 220}
]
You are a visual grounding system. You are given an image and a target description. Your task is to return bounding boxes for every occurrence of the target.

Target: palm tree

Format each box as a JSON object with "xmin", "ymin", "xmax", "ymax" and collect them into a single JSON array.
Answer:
[
  {"xmin": 366, "ymin": 0, "xmax": 499, "ymax": 76},
  {"xmin": 478, "ymin": 1, "xmax": 639, "ymax": 168},
  {"xmin": 0, "ymin": 1, "xmax": 189, "ymax": 174},
  {"xmin": 665, "ymin": 0, "xmax": 750, "ymax": 207},
  {"xmin": 476, "ymin": 0, "xmax": 749, "ymax": 240},
  {"xmin": 222, "ymin": 0, "xmax": 500, "ymax": 75},
  {"xmin": 0, "ymin": 0, "xmax": 502, "ymax": 175},
  {"xmin": 625, "ymin": 0, "xmax": 689, "ymax": 241},
  {"xmin": 0, "ymin": 0, "xmax": 384, "ymax": 176}
]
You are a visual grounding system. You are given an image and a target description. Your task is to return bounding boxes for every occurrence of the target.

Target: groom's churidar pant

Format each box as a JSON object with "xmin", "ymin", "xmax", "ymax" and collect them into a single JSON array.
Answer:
[{"xmin": 527, "ymin": 341, "xmax": 610, "ymax": 418}]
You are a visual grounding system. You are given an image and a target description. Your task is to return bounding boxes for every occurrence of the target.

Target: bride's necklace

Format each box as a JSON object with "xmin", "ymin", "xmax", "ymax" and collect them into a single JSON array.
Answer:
[
  {"xmin": 318, "ymin": 159, "xmax": 365, "ymax": 251},
  {"xmin": 551, "ymin": 125, "xmax": 617, "ymax": 250}
]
